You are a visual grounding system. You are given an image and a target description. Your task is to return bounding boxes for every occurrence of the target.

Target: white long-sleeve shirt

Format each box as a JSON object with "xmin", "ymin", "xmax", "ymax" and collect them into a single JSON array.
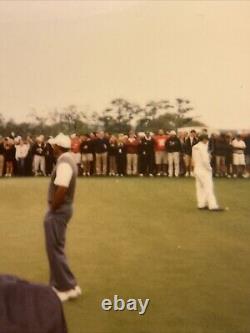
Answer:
[
  {"xmin": 15, "ymin": 144, "xmax": 29, "ymax": 160},
  {"xmin": 231, "ymin": 139, "xmax": 246, "ymax": 154},
  {"xmin": 192, "ymin": 142, "xmax": 212, "ymax": 172}
]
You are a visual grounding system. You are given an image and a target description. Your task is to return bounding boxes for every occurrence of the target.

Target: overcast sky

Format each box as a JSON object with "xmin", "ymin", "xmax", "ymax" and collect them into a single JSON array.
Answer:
[{"xmin": 0, "ymin": 1, "xmax": 249, "ymax": 129}]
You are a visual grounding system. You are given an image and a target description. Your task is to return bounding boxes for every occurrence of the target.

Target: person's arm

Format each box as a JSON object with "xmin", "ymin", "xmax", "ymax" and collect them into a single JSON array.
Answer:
[
  {"xmin": 23, "ymin": 145, "xmax": 29, "ymax": 158},
  {"xmin": 15, "ymin": 146, "xmax": 19, "ymax": 160},
  {"xmin": 50, "ymin": 162, "xmax": 73, "ymax": 211},
  {"xmin": 51, "ymin": 186, "xmax": 68, "ymax": 211},
  {"xmin": 200, "ymin": 147, "xmax": 212, "ymax": 171}
]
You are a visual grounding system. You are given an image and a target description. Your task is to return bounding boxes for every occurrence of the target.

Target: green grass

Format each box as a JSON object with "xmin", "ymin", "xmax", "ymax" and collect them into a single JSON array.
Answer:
[{"xmin": 0, "ymin": 178, "xmax": 250, "ymax": 333}]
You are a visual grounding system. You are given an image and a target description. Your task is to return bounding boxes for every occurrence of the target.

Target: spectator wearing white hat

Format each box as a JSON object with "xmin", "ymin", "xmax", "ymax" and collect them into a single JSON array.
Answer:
[
  {"xmin": 44, "ymin": 133, "xmax": 81, "ymax": 302},
  {"xmin": 32, "ymin": 135, "xmax": 46, "ymax": 176},
  {"xmin": 165, "ymin": 130, "xmax": 182, "ymax": 177}
]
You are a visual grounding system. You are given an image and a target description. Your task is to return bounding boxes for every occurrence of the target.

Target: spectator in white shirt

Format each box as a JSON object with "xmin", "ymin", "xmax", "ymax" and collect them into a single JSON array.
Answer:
[
  {"xmin": 15, "ymin": 139, "xmax": 30, "ymax": 176},
  {"xmin": 231, "ymin": 134, "xmax": 246, "ymax": 178}
]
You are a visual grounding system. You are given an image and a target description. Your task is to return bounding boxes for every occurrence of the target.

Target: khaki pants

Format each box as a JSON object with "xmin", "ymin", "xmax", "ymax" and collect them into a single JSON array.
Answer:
[
  {"xmin": 0, "ymin": 155, "xmax": 4, "ymax": 176},
  {"xmin": 127, "ymin": 154, "xmax": 138, "ymax": 175},
  {"xmin": 184, "ymin": 154, "xmax": 193, "ymax": 173},
  {"xmin": 95, "ymin": 152, "xmax": 108, "ymax": 175},
  {"xmin": 168, "ymin": 152, "xmax": 180, "ymax": 177},
  {"xmin": 34, "ymin": 155, "xmax": 46, "ymax": 175}
]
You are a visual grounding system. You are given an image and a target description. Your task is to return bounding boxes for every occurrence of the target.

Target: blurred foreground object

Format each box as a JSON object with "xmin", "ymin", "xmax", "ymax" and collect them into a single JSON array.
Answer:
[{"xmin": 0, "ymin": 275, "xmax": 68, "ymax": 333}]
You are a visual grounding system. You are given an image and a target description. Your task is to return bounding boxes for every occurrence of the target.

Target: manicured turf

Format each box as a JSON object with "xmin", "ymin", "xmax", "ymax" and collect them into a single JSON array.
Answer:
[{"xmin": 0, "ymin": 177, "xmax": 250, "ymax": 333}]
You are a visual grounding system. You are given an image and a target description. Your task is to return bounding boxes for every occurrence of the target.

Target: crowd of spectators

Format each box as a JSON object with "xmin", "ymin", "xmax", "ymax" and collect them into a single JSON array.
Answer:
[{"xmin": 0, "ymin": 129, "xmax": 249, "ymax": 178}]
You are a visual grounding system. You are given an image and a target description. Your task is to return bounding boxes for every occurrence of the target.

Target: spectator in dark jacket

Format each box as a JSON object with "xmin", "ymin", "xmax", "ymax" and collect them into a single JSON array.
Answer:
[
  {"xmin": 25, "ymin": 135, "xmax": 34, "ymax": 176},
  {"xmin": 244, "ymin": 133, "xmax": 250, "ymax": 177},
  {"xmin": 3, "ymin": 137, "xmax": 16, "ymax": 177},
  {"xmin": 214, "ymin": 133, "xmax": 230, "ymax": 177},
  {"xmin": 80, "ymin": 134, "xmax": 94, "ymax": 176},
  {"xmin": 45, "ymin": 139, "xmax": 55, "ymax": 176},
  {"xmin": 183, "ymin": 130, "xmax": 198, "ymax": 176},
  {"xmin": 94, "ymin": 131, "xmax": 109, "ymax": 175},
  {"xmin": 138, "ymin": 132, "xmax": 154, "ymax": 176},
  {"xmin": 116, "ymin": 134, "xmax": 126, "ymax": 176},
  {"xmin": 0, "ymin": 136, "xmax": 5, "ymax": 177},
  {"xmin": 166, "ymin": 130, "xmax": 182, "ymax": 177},
  {"xmin": 108, "ymin": 135, "xmax": 118, "ymax": 176}
]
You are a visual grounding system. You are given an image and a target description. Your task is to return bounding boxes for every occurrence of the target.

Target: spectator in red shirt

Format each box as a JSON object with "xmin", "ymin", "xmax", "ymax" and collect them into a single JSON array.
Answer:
[{"xmin": 153, "ymin": 129, "xmax": 168, "ymax": 176}]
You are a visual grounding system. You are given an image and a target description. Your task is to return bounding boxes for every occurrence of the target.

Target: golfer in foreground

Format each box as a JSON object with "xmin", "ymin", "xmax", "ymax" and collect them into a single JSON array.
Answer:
[
  {"xmin": 44, "ymin": 133, "xmax": 81, "ymax": 302},
  {"xmin": 192, "ymin": 134, "xmax": 225, "ymax": 212}
]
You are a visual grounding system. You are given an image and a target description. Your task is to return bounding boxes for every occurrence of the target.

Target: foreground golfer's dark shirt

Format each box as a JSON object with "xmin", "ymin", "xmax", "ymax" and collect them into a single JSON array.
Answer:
[{"xmin": 0, "ymin": 275, "xmax": 68, "ymax": 333}]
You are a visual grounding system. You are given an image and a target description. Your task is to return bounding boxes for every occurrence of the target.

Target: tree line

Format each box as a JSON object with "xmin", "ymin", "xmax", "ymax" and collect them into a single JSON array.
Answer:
[{"xmin": 0, "ymin": 98, "xmax": 204, "ymax": 137}]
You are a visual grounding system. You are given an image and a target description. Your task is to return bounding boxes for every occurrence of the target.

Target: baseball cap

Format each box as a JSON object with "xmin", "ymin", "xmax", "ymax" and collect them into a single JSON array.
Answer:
[{"xmin": 50, "ymin": 133, "xmax": 71, "ymax": 148}]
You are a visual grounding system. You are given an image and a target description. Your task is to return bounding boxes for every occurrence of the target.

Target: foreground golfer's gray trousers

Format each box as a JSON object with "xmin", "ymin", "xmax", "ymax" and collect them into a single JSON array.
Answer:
[{"xmin": 44, "ymin": 205, "xmax": 76, "ymax": 292}]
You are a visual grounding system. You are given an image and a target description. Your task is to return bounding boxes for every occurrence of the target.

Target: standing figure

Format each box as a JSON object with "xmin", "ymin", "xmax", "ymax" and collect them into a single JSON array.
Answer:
[
  {"xmin": 44, "ymin": 133, "xmax": 82, "ymax": 302},
  {"xmin": 15, "ymin": 138, "xmax": 30, "ymax": 176},
  {"xmin": 94, "ymin": 131, "xmax": 109, "ymax": 176},
  {"xmin": 3, "ymin": 137, "xmax": 16, "ymax": 177},
  {"xmin": 80, "ymin": 134, "xmax": 94, "ymax": 176},
  {"xmin": 183, "ymin": 130, "xmax": 198, "ymax": 177},
  {"xmin": 116, "ymin": 135, "xmax": 126, "ymax": 176},
  {"xmin": 138, "ymin": 132, "xmax": 155, "ymax": 176},
  {"xmin": 231, "ymin": 134, "xmax": 246, "ymax": 178},
  {"xmin": 165, "ymin": 130, "xmax": 182, "ymax": 177},
  {"xmin": 33, "ymin": 135, "xmax": 46, "ymax": 176},
  {"xmin": 192, "ymin": 134, "xmax": 225, "ymax": 212},
  {"xmin": 153, "ymin": 129, "xmax": 168, "ymax": 176},
  {"xmin": 0, "ymin": 136, "xmax": 5, "ymax": 177},
  {"xmin": 125, "ymin": 132, "xmax": 139, "ymax": 176},
  {"xmin": 108, "ymin": 135, "xmax": 118, "ymax": 176}
]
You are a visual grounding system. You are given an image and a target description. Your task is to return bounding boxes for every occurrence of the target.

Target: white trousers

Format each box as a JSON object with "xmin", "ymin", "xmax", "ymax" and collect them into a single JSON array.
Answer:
[
  {"xmin": 168, "ymin": 152, "xmax": 180, "ymax": 176},
  {"xmin": 194, "ymin": 170, "xmax": 218, "ymax": 209},
  {"xmin": 34, "ymin": 155, "xmax": 46, "ymax": 175}
]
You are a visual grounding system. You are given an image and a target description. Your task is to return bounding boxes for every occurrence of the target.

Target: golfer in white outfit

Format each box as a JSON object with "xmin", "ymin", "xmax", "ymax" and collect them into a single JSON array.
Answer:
[{"xmin": 192, "ymin": 134, "xmax": 225, "ymax": 212}]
